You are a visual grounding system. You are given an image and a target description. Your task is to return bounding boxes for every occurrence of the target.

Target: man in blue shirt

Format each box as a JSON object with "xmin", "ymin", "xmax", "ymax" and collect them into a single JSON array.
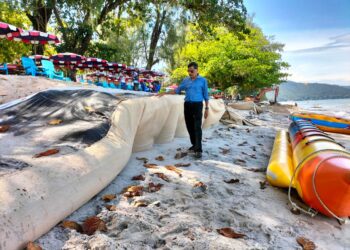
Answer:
[{"xmin": 160, "ymin": 62, "xmax": 209, "ymax": 158}]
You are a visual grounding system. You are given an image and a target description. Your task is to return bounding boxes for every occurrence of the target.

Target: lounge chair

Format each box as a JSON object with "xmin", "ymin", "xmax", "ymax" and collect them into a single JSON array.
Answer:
[
  {"xmin": 41, "ymin": 60, "xmax": 65, "ymax": 80},
  {"xmin": 102, "ymin": 81, "xmax": 109, "ymax": 88},
  {"xmin": 0, "ymin": 63, "xmax": 8, "ymax": 75},
  {"xmin": 120, "ymin": 82, "xmax": 127, "ymax": 90},
  {"xmin": 21, "ymin": 57, "xmax": 45, "ymax": 76},
  {"xmin": 154, "ymin": 83, "xmax": 162, "ymax": 93},
  {"xmin": 140, "ymin": 82, "xmax": 150, "ymax": 92},
  {"xmin": 109, "ymin": 83, "xmax": 117, "ymax": 89}
]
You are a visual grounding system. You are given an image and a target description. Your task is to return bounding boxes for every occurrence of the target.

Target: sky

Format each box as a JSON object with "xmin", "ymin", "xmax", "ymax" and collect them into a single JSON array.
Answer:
[{"xmin": 244, "ymin": 0, "xmax": 350, "ymax": 85}]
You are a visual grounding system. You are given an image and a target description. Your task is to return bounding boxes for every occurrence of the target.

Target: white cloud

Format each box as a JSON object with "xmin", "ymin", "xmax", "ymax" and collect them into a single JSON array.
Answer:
[{"xmin": 275, "ymin": 29, "xmax": 350, "ymax": 85}]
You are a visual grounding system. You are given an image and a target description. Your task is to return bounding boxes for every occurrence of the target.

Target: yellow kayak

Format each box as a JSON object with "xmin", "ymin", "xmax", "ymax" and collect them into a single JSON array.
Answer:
[{"xmin": 290, "ymin": 112, "xmax": 350, "ymax": 135}]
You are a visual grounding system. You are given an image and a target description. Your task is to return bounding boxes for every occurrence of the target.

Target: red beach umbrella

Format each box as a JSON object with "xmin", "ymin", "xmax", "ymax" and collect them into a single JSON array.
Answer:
[
  {"xmin": 50, "ymin": 53, "xmax": 86, "ymax": 68},
  {"xmin": 29, "ymin": 54, "xmax": 50, "ymax": 66},
  {"xmin": 99, "ymin": 62, "xmax": 126, "ymax": 72},
  {"xmin": 9, "ymin": 30, "xmax": 60, "ymax": 44},
  {"xmin": 152, "ymin": 71, "xmax": 165, "ymax": 77},
  {"xmin": 29, "ymin": 54, "xmax": 50, "ymax": 60},
  {"xmin": 75, "ymin": 57, "xmax": 108, "ymax": 69},
  {"xmin": 0, "ymin": 22, "xmax": 22, "ymax": 39}
]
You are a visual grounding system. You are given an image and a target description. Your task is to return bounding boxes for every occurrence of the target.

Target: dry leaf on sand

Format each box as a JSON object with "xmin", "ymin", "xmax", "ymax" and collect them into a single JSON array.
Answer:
[
  {"xmin": 48, "ymin": 119, "xmax": 62, "ymax": 125},
  {"xmin": 61, "ymin": 220, "xmax": 82, "ymax": 232},
  {"xmin": 165, "ymin": 165, "xmax": 182, "ymax": 177},
  {"xmin": 105, "ymin": 205, "xmax": 117, "ymax": 211},
  {"xmin": 82, "ymin": 216, "xmax": 107, "ymax": 235},
  {"xmin": 296, "ymin": 237, "xmax": 316, "ymax": 250},
  {"xmin": 136, "ymin": 157, "xmax": 148, "ymax": 163},
  {"xmin": 193, "ymin": 181, "xmax": 207, "ymax": 190},
  {"xmin": 102, "ymin": 194, "xmax": 116, "ymax": 202},
  {"xmin": 175, "ymin": 152, "xmax": 188, "ymax": 159},
  {"xmin": 259, "ymin": 180, "xmax": 267, "ymax": 189},
  {"xmin": 153, "ymin": 172, "xmax": 170, "ymax": 182},
  {"xmin": 132, "ymin": 200, "xmax": 149, "ymax": 207},
  {"xmin": 224, "ymin": 179, "xmax": 240, "ymax": 184},
  {"xmin": 219, "ymin": 147, "xmax": 231, "ymax": 154},
  {"xmin": 174, "ymin": 163, "xmax": 191, "ymax": 167},
  {"xmin": 155, "ymin": 155, "xmax": 165, "ymax": 161},
  {"xmin": 123, "ymin": 185, "xmax": 143, "ymax": 197},
  {"xmin": 144, "ymin": 163, "xmax": 158, "ymax": 169},
  {"xmin": 217, "ymin": 228, "xmax": 246, "ymax": 239},
  {"xmin": 33, "ymin": 148, "xmax": 59, "ymax": 158},
  {"xmin": 132, "ymin": 175, "xmax": 145, "ymax": 181},
  {"xmin": 0, "ymin": 125, "xmax": 10, "ymax": 133},
  {"xmin": 26, "ymin": 241, "xmax": 42, "ymax": 250},
  {"xmin": 147, "ymin": 182, "xmax": 163, "ymax": 192}
]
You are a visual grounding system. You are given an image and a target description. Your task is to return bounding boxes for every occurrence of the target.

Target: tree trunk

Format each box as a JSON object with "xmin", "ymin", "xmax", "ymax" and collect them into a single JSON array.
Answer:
[
  {"xmin": 146, "ymin": 9, "xmax": 167, "ymax": 70},
  {"xmin": 26, "ymin": 0, "xmax": 55, "ymax": 55}
]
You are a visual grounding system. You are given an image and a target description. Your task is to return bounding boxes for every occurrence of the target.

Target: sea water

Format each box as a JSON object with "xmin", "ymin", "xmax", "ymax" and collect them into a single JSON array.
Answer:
[{"xmin": 282, "ymin": 98, "xmax": 350, "ymax": 119}]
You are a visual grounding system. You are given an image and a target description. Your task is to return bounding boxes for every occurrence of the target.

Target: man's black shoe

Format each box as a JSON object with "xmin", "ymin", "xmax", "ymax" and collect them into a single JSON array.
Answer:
[
  {"xmin": 194, "ymin": 152, "xmax": 202, "ymax": 158},
  {"xmin": 188, "ymin": 146, "xmax": 195, "ymax": 153}
]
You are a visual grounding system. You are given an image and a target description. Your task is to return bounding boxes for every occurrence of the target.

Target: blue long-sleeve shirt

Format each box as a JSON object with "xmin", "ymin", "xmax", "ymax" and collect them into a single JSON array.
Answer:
[{"xmin": 175, "ymin": 75, "xmax": 209, "ymax": 102}]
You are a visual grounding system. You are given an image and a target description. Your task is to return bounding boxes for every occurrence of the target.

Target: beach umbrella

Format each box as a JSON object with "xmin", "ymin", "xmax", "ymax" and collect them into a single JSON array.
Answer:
[
  {"xmin": 99, "ymin": 62, "xmax": 126, "ymax": 72},
  {"xmin": 29, "ymin": 54, "xmax": 50, "ymax": 60},
  {"xmin": 0, "ymin": 22, "xmax": 22, "ymax": 39},
  {"xmin": 122, "ymin": 66, "xmax": 139, "ymax": 76},
  {"xmin": 139, "ymin": 69, "xmax": 154, "ymax": 76},
  {"xmin": 50, "ymin": 53, "xmax": 86, "ymax": 68},
  {"xmin": 29, "ymin": 54, "xmax": 50, "ymax": 66},
  {"xmin": 75, "ymin": 57, "xmax": 108, "ymax": 69},
  {"xmin": 8, "ymin": 30, "xmax": 60, "ymax": 45},
  {"xmin": 152, "ymin": 71, "xmax": 165, "ymax": 77}
]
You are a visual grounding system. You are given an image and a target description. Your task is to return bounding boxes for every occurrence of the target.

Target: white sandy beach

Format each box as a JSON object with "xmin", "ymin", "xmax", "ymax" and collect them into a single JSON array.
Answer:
[
  {"xmin": 37, "ymin": 103, "xmax": 350, "ymax": 249},
  {"xmin": 1, "ymin": 76, "xmax": 350, "ymax": 249}
]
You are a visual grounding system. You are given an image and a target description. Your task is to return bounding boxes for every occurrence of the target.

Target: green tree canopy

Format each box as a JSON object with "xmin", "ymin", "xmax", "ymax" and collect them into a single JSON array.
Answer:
[
  {"xmin": 0, "ymin": 2, "xmax": 32, "ymax": 63},
  {"xmin": 171, "ymin": 24, "xmax": 289, "ymax": 94}
]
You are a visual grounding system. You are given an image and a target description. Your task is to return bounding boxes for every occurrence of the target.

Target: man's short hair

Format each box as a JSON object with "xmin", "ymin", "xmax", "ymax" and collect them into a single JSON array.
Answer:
[{"xmin": 188, "ymin": 62, "xmax": 198, "ymax": 69}]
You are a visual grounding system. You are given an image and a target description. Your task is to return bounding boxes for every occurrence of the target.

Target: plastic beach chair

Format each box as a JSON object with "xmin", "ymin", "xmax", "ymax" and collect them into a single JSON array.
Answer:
[
  {"xmin": 21, "ymin": 57, "xmax": 45, "ymax": 76},
  {"xmin": 120, "ymin": 82, "xmax": 127, "ymax": 90},
  {"xmin": 140, "ymin": 82, "xmax": 150, "ymax": 92},
  {"xmin": 0, "ymin": 63, "xmax": 8, "ymax": 75},
  {"xmin": 102, "ymin": 81, "xmax": 109, "ymax": 88},
  {"xmin": 109, "ymin": 83, "xmax": 117, "ymax": 89},
  {"xmin": 154, "ymin": 83, "xmax": 162, "ymax": 93},
  {"xmin": 41, "ymin": 60, "xmax": 65, "ymax": 80}
]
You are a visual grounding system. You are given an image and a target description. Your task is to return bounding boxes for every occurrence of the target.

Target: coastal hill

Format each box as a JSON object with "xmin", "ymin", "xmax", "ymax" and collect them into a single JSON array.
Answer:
[{"xmin": 274, "ymin": 81, "xmax": 350, "ymax": 101}]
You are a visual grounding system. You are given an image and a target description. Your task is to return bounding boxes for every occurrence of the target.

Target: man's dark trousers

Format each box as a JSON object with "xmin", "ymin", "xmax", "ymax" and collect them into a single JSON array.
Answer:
[{"xmin": 184, "ymin": 101, "xmax": 203, "ymax": 152}]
